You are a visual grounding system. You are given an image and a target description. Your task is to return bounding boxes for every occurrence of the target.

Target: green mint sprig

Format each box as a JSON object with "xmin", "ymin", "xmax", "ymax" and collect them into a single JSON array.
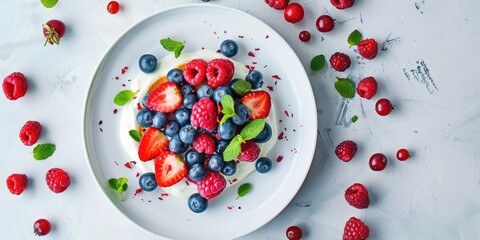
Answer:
[
  {"xmin": 108, "ymin": 177, "xmax": 128, "ymax": 201},
  {"xmin": 33, "ymin": 143, "xmax": 56, "ymax": 160},
  {"xmin": 160, "ymin": 38, "xmax": 185, "ymax": 58},
  {"xmin": 223, "ymin": 119, "xmax": 265, "ymax": 161},
  {"xmin": 348, "ymin": 29, "xmax": 363, "ymax": 47},
  {"xmin": 310, "ymin": 54, "xmax": 326, "ymax": 71},
  {"xmin": 129, "ymin": 130, "xmax": 141, "ymax": 142},
  {"xmin": 231, "ymin": 80, "xmax": 251, "ymax": 96},
  {"xmin": 41, "ymin": 0, "xmax": 58, "ymax": 8},
  {"xmin": 236, "ymin": 183, "xmax": 252, "ymax": 199},
  {"xmin": 334, "ymin": 78, "xmax": 355, "ymax": 98},
  {"xmin": 220, "ymin": 95, "xmax": 237, "ymax": 125},
  {"xmin": 114, "ymin": 90, "xmax": 138, "ymax": 106}
]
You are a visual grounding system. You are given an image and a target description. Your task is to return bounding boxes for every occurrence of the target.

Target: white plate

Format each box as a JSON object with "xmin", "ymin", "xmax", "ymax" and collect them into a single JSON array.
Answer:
[{"xmin": 83, "ymin": 4, "xmax": 317, "ymax": 240}]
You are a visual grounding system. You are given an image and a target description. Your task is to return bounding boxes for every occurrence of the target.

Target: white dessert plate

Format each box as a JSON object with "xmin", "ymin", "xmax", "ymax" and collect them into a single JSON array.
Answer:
[{"xmin": 83, "ymin": 4, "xmax": 317, "ymax": 240}]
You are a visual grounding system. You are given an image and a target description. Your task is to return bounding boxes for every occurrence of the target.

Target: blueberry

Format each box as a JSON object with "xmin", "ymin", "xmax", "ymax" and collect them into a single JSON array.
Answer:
[
  {"xmin": 189, "ymin": 163, "xmax": 207, "ymax": 182},
  {"xmin": 255, "ymin": 157, "xmax": 272, "ymax": 174},
  {"xmin": 169, "ymin": 134, "xmax": 188, "ymax": 154},
  {"xmin": 167, "ymin": 68, "xmax": 184, "ymax": 85},
  {"xmin": 139, "ymin": 54, "xmax": 157, "ymax": 73},
  {"xmin": 213, "ymin": 86, "xmax": 232, "ymax": 103},
  {"xmin": 185, "ymin": 149, "xmax": 205, "ymax": 167},
  {"xmin": 246, "ymin": 70, "xmax": 264, "ymax": 89},
  {"xmin": 220, "ymin": 39, "xmax": 239, "ymax": 57},
  {"xmin": 232, "ymin": 104, "xmax": 250, "ymax": 125},
  {"xmin": 218, "ymin": 119, "xmax": 237, "ymax": 140},
  {"xmin": 141, "ymin": 93, "xmax": 150, "ymax": 108},
  {"xmin": 179, "ymin": 124, "xmax": 198, "ymax": 144},
  {"xmin": 174, "ymin": 108, "xmax": 191, "ymax": 126},
  {"xmin": 139, "ymin": 172, "xmax": 157, "ymax": 192},
  {"xmin": 253, "ymin": 122, "xmax": 272, "ymax": 143},
  {"xmin": 221, "ymin": 160, "xmax": 237, "ymax": 176},
  {"xmin": 136, "ymin": 108, "xmax": 154, "ymax": 127},
  {"xmin": 181, "ymin": 84, "xmax": 195, "ymax": 96},
  {"xmin": 197, "ymin": 85, "xmax": 214, "ymax": 99},
  {"xmin": 207, "ymin": 154, "xmax": 224, "ymax": 172},
  {"xmin": 216, "ymin": 140, "xmax": 230, "ymax": 154},
  {"xmin": 188, "ymin": 193, "xmax": 208, "ymax": 213},
  {"xmin": 183, "ymin": 94, "xmax": 198, "ymax": 109},
  {"xmin": 164, "ymin": 120, "xmax": 180, "ymax": 137},
  {"xmin": 152, "ymin": 112, "xmax": 168, "ymax": 129}
]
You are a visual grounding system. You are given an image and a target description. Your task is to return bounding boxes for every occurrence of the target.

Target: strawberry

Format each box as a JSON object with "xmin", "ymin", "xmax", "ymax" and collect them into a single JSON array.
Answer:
[
  {"xmin": 241, "ymin": 90, "xmax": 271, "ymax": 120},
  {"xmin": 146, "ymin": 81, "xmax": 182, "ymax": 113},
  {"xmin": 154, "ymin": 151, "xmax": 187, "ymax": 187},
  {"xmin": 138, "ymin": 127, "xmax": 169, "ymax": 161}
]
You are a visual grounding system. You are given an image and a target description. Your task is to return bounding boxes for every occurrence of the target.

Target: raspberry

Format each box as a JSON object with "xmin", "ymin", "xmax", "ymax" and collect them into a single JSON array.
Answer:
[
  {"xmin": 331, "ymin": 0, "xmax": 355, "ymax": 9},
  {"xmin": 46, "ymin": 168, "xmax": 70, "ymax": 193},
  {"xmin": 2, "ymin": 72, "xmax": 28, "ymax": 100},
  {"xmin": 197, "ymin": 171, "xmax": 226, "ymax": 199},
  {"xmin": 6, "ymin": 173, "xmax": 28, "ymax": 195},
  {"xmin": 356, "ymin": 77, "xmax": 377, "ymax": 100},
  {"xmin": 330, "ymin": 52, "xmax": 351, "ymax": 72},
  {"xmin": 206, "ymin": 59, "xmax": 234, "ymax": 89},
  {"xmin": 190, "ymin": 98, "xmax": 218, "ymax": 132},
  {"xmin": 344, "ymin": 183, "xmax": 370, "ymax": 209},
  {"xmin": 19, "ymin": 121, "xmax": 42, "ymax": 146},
  {"xmin": 357, "ymin": 39, "xmax": 378, "ymax": 60},
  {"xmin": 335, "ymin": 140, "xmax": 357, "ymax": 162},
  {"xmin": 183, "ymin": 59, "xmax": 208, "ymax": 85},
  {"xmin": 238, "ymin": 140, "xmax": 260, "ymax": 162},
  {"xmin": 192, "ymin": 133, "xmax": 216, "ymax": 154},
  {"xmin": 265, "ymin": 0, "xmax": 289, "ymax": 10},
  {"xmin": 343, "ymin": 217, "xmax": 370, "ymax": 240}
]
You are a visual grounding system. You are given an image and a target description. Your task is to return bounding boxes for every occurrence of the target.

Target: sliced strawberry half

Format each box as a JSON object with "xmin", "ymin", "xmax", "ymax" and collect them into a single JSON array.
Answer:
[
  {"xmin": 155, "ymin": 151, "xmax": 187, "ymax": 187},
  {"xmin": 146, "ymin": 81, "xmax": 182, "ymax": 113},
  {"xmin": 138, "ymin": 127, "xmax": 169, "ymax": 161},
  {"xmin": 241, "ymin": 90, "xmax": 271, "ymax": 120}
]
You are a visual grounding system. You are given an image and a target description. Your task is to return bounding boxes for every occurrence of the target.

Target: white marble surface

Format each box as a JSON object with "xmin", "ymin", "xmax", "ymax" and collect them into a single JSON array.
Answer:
[{"xmin": 1, "ymin": 0, "xmax": 479, "ymax": 239}]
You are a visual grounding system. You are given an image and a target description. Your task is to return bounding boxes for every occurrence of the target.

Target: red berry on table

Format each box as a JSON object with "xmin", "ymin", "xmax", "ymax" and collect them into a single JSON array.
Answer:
[
  {"xmin": 375, "ymin": 98, "xmax": 393, "ymax": 116},
  {"xmin": 154, "ymin": 151, "xmax": 187, "ymax": 187},
  {"xmin": 369, "ymin": 153, "xmax": 387, "ymax": 171},
  {"xmin": 19, "ymin": 121, "xmax": 42, "ymax": 146},
  {"xmin": 2, "ymin": 72, "xmax": 28, "ymax": 101},
  {"xmin": 238, "ymin": 140, "xmax": 261, "ymax": 162},
  {"xmin": 356, "ymin": 77, "xmax": 377, "ymax": 100},
  {"xmin": 396, "ymin": 148, "xmax": 410, "ymax": 161},
  {"xmin": 107, "ymin": 1, "xmax": 121, "ymax": 14},
  {"xmin": 265, "ymin": 0, "xmax": 289, "ymax": 10},
  {"xmin": 284, "ymin": 3, "xmax": 304, "ymax": 23},
  {"xmin": 329, "ymin": 52, "xmax": 351, "ymax": 72},
  {"xmin": 343, "ymin": 217, "xmax": 370, "ymax": 240},
  {"xmin": 298, "ymin": 31, "xmax": 311, "ymax": 42},
  {"xmin": 335, "ymin": 140, "xmax": 357, "ymax": 162},
  {"xmin": 286, "ymin": 225, "xmax": 303, "ymax": 240},
  {"xmin": 241, "ymin": 90, "xmax": 271, "ymax": 120},
  {"xmin": 33, "ymin": 219, "xmax": 51, "ymax": 236},
  {"xmin": 6, "ymin": 173, "xmax": 28, "ymax": 195},
  {"xmin": 190, "ymin": 98, "xmax": 218, "ymax": 132},
  {"xmin": 46, "ymin": 168, "xmax": 71, "ymax": 193},
  {"xmin": 138, "ymin": 127, "xmax": 169, "ymax": 161},
  {"xmin": 146, "ymin": 81, "xmax": 183, "ymax": 113},
  {"xmin": 316, "ymin": 15, "xmax": 335, "ymax": 32},
  {"xmin": 192, "ymin": 132, "xmax": 216, "ymax": 154},
  {"xmin": 331, "ymin": 0, "xmax": 355, "ymax": 10},
  {"xmin": 43, "ymin": 19, "xmax": 66, "ymax": 46},
  {"xmin": 197, "ymin": 171, "xmax": 226, "ymax": 200},
  {"xmin": 344, "ymin": 183, "xmax": 370, "ymax": 209},
  {"xmin": 357, "ymin": 39, "xmax": 378, "ymax": 60}
]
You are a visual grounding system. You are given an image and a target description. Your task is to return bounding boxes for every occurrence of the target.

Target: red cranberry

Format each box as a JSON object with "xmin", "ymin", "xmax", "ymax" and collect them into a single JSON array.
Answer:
[
  {"xmin": 369, "ymin": 153, "xmax": 387, "ymax": 171},
  {"xmin": 284, "ymin": 3, "xmax": 304, "ymax": 23},
  {"xmin": 299, "ymin": 31, "xmax": 311, "ymax": 42},
  {"xmin": 397, "ymin": 149, "xmax": 410, "ymax": 161},
  {"xmin": 286, "ymin": 225, "xmax": 303, "ymax": 240},
  {"xmin": 375, "ymin": 98, "xmax": 393, "ymax": 116},
  {"xmin": 107, "ymin": 1, "xmax": 120, "ymax": 14},
  {"xmin": 316, "ymin": 15, "xmax": 335, "ymax": 32},
  {"xmin": 34, "ymin": 219, "xmax": 51, "ymax": 236}
]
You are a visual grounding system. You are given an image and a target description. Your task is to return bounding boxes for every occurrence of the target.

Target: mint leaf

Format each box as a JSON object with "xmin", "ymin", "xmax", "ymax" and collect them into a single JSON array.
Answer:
[
  {"xmin": 129, "ymin": 130, "xmax": 141, "ymax": 142},
  {"xmin": 114, "ymin": 90, "xmax": 138, "ymax": 106},
  {"xmin": 220, "ymin": 113, "xmax": 236, "ymax": 126},
  {"xmin": 41, "ymin": 0, "xmax": 58, "ymax": 8},
  {"xmin": 160, "ymin": 38, "xmax": 185, "ymax": 58},
  {"xmin": 220, "ymin": 95, "xmax": 236, "ymax": 125},
  {"xmin": 223, "ymin": 135, "xmax": 242, "ymax": 161},
  {"xmin": 236, "ymin": 183, "xmax": 252, "ymax": 199},
  {"xmin": 348, "ymin": 30, "xmax": 363, "ymax": 47},
  {"xmin": 310, "ymin": 55, "xmax": 326, "ymax": 71},
  {"xmin": 231, "ymin": 80, "xmax": 251, "ymax": 96},
  {"xmin": 351, "ymin": 115, "xmax": 358, "ymax": 123},
  {"xmin": 174, "ymin": 44, "xmax": 185, "ymax": 58},
  {"xmin": 108, "ymin": 177, "xmax": 128, "ymax": 201},
  {"xmin": 33, "ymin": 143, "xmax": 56, "ymax": 160},
  {"xmin": 334, "ymin": 78, "xmax": 355, "ymax": 98},
  {"xmin": 240, "ymin": 119, "xmax": 265, "ymax": 140}
]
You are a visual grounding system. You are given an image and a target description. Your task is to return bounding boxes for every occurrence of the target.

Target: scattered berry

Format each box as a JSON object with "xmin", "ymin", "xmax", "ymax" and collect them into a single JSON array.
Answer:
[
  {"xmin": 206, "ymin": 59, "xmax": 234, "ymax": 88},
  {"xmin": 253, "ymin": 122, "xmax": 272, "ymax": 143},
  {"xmin": 46, "ymin": 168, "xmax": 70, "ymax": 193},
  {"xmin": 192, "ymin": 132, "xmax": 216, "ymax": 154},
  {"xmin": 375, "ymin": 98, "xmax": 393, "ymax": 116},
  {"xmin": 344, "ymin": 183, "xmax": 370, "ymax": 209},
  {"xmin": 207, "ymin": 154, "xmax": 224, "ymax": 172},
  {"xmin": 255, "ymin": 157, "xmax": 273, "ymax": 173},
  {"xmin": 137, "ymin": 127, "xmax": 169, "ymax": 161},
  {"xmin": 168, "ymin": 134, "xmax": 188, "ymax": 154},
  {"xmin": 241, "ymin": 90, "xmax": 271, "ymax": 120},
  {"xmin": 335, "ymin": 140, "xmax": 358, "ymax": 162},
  {"xmin": 221, "ymin": 160, "xmax": 237, "ymax": 176},
  {"xmin": 218, "ymin": 119, "xmax": 237, "ymax": 140},
  {"xmin": 43, "ymin": 19, "xmax": 66, "ymax": 46},
  {"xmin": 197, "ymin": 85, "xmax": 214, "ymax": 99},
  {"xmin": 357, "ymin": 77, "xmax": 377, "ymax": 100},
  {"xmin": 330, "ymin": 52, "xmax": 351, "ymax": 72},
  {"xmin": 107, "ymin": 1, "xmax": 120, "ymax": 14},
  {"xmin": 136, "ymin": 108, "xmax": 154, "ymax": 127},
  {"xmin": 139, "ymin": 172, "xmax": 157, "ymax": 192},
  {"xmin": 167, "ymin": 68, "xmax": 185, "ymax": 85},
  {"xmin": 343, "ymin": 217, "xmax": 370, "ymax": 240},
  {"xmin": 396, "ymin": 148, "xmax": 410, "ymax": 161},
  {"xmin": 238, "ymin": 140, "xmax": 260, "ymax": 162},
  {"xmin": 245, "ymin": 70, "xmax": 264, "ymax": 89},
  {"xmin": 369, "ymin": 153, "xmax": 387, "ymax": 171},
  {"xmin": 146, "ymin": 81, "xmax": 183, "ymax": 113},
  {"xmin": 284, "ymin": 3, "xmax": 304, "ymax": 23},
  {"xmin": 357, "ymin": 39, "xmax": 378, "ymax": 59},
  {"xmin": 316, "ymin": 15, "xmax": 335, "ymax": 32},
  {"xmin": 299, "ymin": 31, "xmax": 311, "ymax": 42},
  {"xmin": 19, "ymin": 121, "xmax": 42, "ymax": 146},
  {"xmin": 197, "ymin": 171, "xmax": 226, "ymax": 199},
  {"xmin": 33, "ymin": 219, "xmax": 51, "ymax": 236},
  {"xmin": 265, "ymin": 0, "xmax": 289, "ymax": 10},
  {"xmin": 6, "ymin": 173, "xmax": 28, "ymax": 195},
  {"xmin": 139, "ymin": 54, "xmax": 158, "ymax": 73},
  {"xmin": 2, "ymin": 72, "xmax": 28, "ymax": 100},
  {"xmin": 184, "ymin": 149, "xmax": 205, "ymax": 167},
  {"xmin": 190, "ymin": 98, "xmax": 218, "ymax": 132},
  {"xmin": 213, "ymin": 86, "xmax": 232, "ymax": 103},
  {"xmin": 155, "ymin": 151, "xmax": 187, "ymax": 187},
  {"xmin": 220, "ymin": 39, "xmax": 239, "ymax": 57},
  {"xmin": 188, "ymin": 163, "xmax": 208, "ymax": 181},
  {"xmin": 331, "ymin": 0, "xmax": 355, "ymax": 10},
  {"xmin": 286, "ymin": 225, "xmax": 303, "ymax": 240},
  {"xmin": 188, "ymin": 193, "xmax": 209, "ymax": 213},
  {"xmin": 183, "ymin": 59, "xmax": 208, "ymax": 85}
]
